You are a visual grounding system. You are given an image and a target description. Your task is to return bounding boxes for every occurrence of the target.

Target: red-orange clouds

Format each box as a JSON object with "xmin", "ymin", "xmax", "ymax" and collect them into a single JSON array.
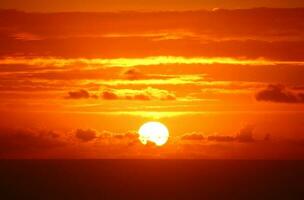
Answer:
[
  {"xmin": 256, "ymin": 84, "xmax": 304, "ymax": 103},
  {"xmin": 101, "ymin": 87, "xmax": 176, "ymax": 101},
  {"xmin": 0, "ymin": 126, "xmax": 304, "ymax": 159},
  {"xmin": 1, "ymin": 8, "xmax": 304, "ymax": 159}
]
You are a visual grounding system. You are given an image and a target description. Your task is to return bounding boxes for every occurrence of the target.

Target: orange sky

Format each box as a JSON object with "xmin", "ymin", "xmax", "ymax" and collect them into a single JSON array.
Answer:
[
  {"xmin": 0, "ymin": 6, "xmax": 304, "ymax": 159},
  {"xmin": 1, "ymin": 0, "xmax": 304, "ymax": 11}
]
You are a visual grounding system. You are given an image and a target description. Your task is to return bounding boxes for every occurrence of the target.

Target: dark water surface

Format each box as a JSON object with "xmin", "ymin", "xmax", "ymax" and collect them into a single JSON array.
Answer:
[{"xmin": 0, "ymin": 160, "xmax": 303, "ymax": 200}]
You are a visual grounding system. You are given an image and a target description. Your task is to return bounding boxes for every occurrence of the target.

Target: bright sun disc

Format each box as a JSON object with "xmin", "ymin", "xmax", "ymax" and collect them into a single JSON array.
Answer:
[{"xmin": 138, "ymin": 121, "xmax": 169, "ymax": 146}]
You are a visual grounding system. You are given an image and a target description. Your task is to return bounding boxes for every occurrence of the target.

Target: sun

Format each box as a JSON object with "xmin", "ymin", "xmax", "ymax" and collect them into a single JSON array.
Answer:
[{"xmin": 138, "ymin": 121, "xmax": 169, "ymax": 146}]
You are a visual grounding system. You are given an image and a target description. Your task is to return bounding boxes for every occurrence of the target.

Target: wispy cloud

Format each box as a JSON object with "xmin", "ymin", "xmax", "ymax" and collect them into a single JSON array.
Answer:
[
  {"xmin": 2, "ymin": 56, "xmax": 303, "ymax": 68},
  {"xmin": 101, "ymin": 87, "xmax": 176, "ymax": 101}
]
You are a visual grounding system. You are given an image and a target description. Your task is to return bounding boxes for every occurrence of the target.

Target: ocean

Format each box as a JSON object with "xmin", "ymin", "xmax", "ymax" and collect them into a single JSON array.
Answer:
[{"xmin": 0, "ymin": 160, "xmax": 303, "ymax": 200}]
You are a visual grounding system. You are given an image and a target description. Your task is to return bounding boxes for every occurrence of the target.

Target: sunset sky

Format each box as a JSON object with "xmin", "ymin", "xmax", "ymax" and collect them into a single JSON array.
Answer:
[
  {"xmin": 1, "ymin": 0, "xmax": 304, "ymax": 11},
  {"xmin": 1, "ymin": 1, "xmax": 304, "ymax": 159}
]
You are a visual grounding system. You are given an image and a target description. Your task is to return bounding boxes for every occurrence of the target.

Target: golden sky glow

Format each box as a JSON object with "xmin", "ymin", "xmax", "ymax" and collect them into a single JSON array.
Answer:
[{"xmin": 1, "ymin": 6, "xmax": 304, "ymax": 159}]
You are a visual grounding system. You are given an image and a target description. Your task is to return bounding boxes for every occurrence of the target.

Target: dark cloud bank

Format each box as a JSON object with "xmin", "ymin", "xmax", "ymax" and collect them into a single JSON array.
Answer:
[{"xmin": 256, "ymin": 84, "xmax": 304, "ymax": 103}]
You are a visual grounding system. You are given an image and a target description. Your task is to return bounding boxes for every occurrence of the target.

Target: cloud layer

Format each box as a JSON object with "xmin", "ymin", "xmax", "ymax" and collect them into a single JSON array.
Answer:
[
  {"xmin": 256, "ymin": 84, "xmax": 304, "ymax": 103},
  {"xmin": 0, "ymin": 126, "xmax": 303, "ymax": 159},
  {"xmin": 1, "ymin": 8, "xmax": 304, "ymax": 159}
]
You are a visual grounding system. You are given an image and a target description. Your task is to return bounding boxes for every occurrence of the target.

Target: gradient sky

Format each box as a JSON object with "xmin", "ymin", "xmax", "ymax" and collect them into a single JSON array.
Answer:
[
  {"xmin": 1, "ymin": 0, "xmax": 304, "ymax": 11},
  {"xmin": 1, "ymin": 2, "xmax": 304, "ymax": 159}
]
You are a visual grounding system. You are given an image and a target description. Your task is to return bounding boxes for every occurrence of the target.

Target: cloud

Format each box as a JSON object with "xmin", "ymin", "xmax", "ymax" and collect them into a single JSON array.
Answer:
[
  {"xmin": 74, "ymin": 129, "xmax": 138, "ymax": 144},
  {"xmin": 101, "ymin": 87, "xmax": 176, "ymax": 101},
  {"xmin": 111, "ymin": 132, "xmax": 139, "ymax": 146},
  {"xmin": 1, "ymin": 9, "xmax": 304, "ymax": 60},
  {"xmin": 122, "ymin": 68, "xmax": 174, "ymax": 80},
  {"xmin": 0, "ymin": 128, "xmax": 66, "ymax": 155},
  {"xmin": 181, "ymin": 133, "xmax": 205, "ymax": 141},
  {"xmin": 1, "ymin": 9, "xmax": 304, "ymax": 38},
  {"xmin": 0, "ymin": 126, "xmax": 142, "ymax": 158},
  {"xmin": 112, "ymin": 132, "xmax": 138, "ymax": 141},
  {"xmin": 101, "ymin": 90, "xmax": 119, "ymax": 100},
  {"xmin": 66, "ymin": 89, "xmax": 97, "ymax": 99},
  {"xmin": 181, "ymin": 125, "xmax": 255, "ymax": 143},
  {"xmin": 74, "ymin": 129, "xmax": 98, "ymax": 142},
  {"xmin": 123, "ymin": 68, "xmax": 145, "ymax": 80},
  {"xmin": 67, "ymin": 89, "xmax": 90, "ymax": 99},
  {"xmin": 95, "ymin": 74, "xmax": 203, "ymax": 87},
  {"xmin": 208, "ymin": 135, "xmax": 235, "ymax": 142},
  {"xmin": 132, "ymin": 94, "xmax": 151, "ymax": 101},
  {"xmin": 1, "ymin": 126, "xmax": 304, "ymax": 159},
  {"xmin": 255, "ymin": 84, "xmax": 304, "ymax": 103},
  {"xmin": 2, "ymin": 56, "xmax": 296, "ymax": 68},
  {"xmin": 207, "ymin": 125, "xmax": 254, "ymax": 143},
  {"xmin": 236, "ymin": 125, "xmax": 255, "ymax": 142}
]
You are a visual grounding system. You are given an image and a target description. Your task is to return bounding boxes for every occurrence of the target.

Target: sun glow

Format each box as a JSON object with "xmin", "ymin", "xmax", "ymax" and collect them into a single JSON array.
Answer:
[{"xmin": 138, "ymin": 121, "xmax": 169, "ymax": 146}]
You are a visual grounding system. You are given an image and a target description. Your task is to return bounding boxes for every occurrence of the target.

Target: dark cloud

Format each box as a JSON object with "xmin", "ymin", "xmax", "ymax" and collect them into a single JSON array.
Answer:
[
  {"xmin": 74, "ymin": 129, "xmax": 138, "ymax": 144},
  {"xmin": 1, "ymin": 126, "xmax": 304, "ymax": 159},
  {"xmin": 101, "ymin": 90, "xmax": 119, "ymax": 100},
  {"xmin": 256, "ymin": 84, "xmax": 304, "ymax": 103},
  {"xmin": 208, "ymin": 125, "xmax": 254, "ymax": 143},
  {"xmin": 66, "ymin": 89, "xmax": 97, "ymax": 99},
  {"xmin": 181, "ymin": 133, "xmax": 205, "ymax": 141},
  {"xmin": 0, "ymin": 126, "xmax": 142, "ymax": 158},
  {"xmin": 123, "ymin": 69, "xmax": 144, "ymax": 80},
  {"xmin": 181, "ymin": 134, "xmax": 239, "ymax": 143},
  {"xmin": 0, "ymin": 128, "xmax": 65, "ymax": 155},
  {"xmin": 67, "ymin": 89, "xmax": 90, "ymax": 99},
  {"xmin": 111, "ymin": 132, "xmax": 139, "ymax": 146},
  {"xmin": 183, "ymin": 125, "xmax": 255, "ymax": 143},
  {"xmin": 74, "ymin": 129, "xmax": 98, "ymax": 142},
  {"xmin": 208, "ymin": 135, "xmax": 235, "ymax": 142}
]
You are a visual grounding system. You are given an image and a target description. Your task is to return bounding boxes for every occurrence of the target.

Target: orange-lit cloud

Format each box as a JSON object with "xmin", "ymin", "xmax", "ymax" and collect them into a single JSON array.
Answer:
[
  {"xmin": 101, "ymin": 87, "xmax": 176, "ymax": 101},
  {"xmin": 0, "ymin": 126, "xmax": 303, "ymax": 159},
  {"xmin": 75, "ymin": 129, "xmax": 98, "ymax": 142},
  {"xmin": 1, "ymin": 8, "xmax": 304, "ymax": 159},
  {"xmin": 2, "ymin": 56, "xmax": 295, "ymax": 68},
  {"xmin": 181, "ymin": 125, "xmax": 255, "ymax": 143},
  {"xmin": 256, "ymin": 84, "xmax": 304, "ymax": 103},
  {"xmin": 0, "ymin": 128, "xmax": 66, "ymax": 155},
  {"xmin": 181, "ymin": 133, "xmax": 205, "ymax": 141},
  {"xmin": 207, "ymin": 135, "xmax": 235, "ymax": 142},
  {"xmin": 66, "ymin": 89, "xmax": 93, "ymax": 99}
]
